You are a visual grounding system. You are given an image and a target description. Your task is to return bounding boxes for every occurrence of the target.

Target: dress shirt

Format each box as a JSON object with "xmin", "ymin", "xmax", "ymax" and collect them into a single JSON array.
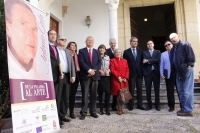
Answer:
[
  {"xmin": 149, "ymin": 49, "xmax": 154, "ymax": 70},
  {"xmin": 57, "ymin": 46, "xmax": 69, "ymax": 73}
]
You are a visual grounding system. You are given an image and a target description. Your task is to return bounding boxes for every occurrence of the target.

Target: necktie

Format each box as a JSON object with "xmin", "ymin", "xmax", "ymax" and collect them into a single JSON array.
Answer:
[
  {"xmin": 150, "ymin": 50, "xmax": 153, "ymax": 57},
  {"xmin": 132, "ymin": 49, "xmax": 136, "ymax": 60},
  {"xmin": 173, "ymin": 47, "xmax": 176, "ymax": 64},
  {"xmin": 89, "ymin": 49, "xmax": 92, "ymax": 64},
  {"xmin": 52, "ymin": 45, "xmax": 57, "ymax": 59}
]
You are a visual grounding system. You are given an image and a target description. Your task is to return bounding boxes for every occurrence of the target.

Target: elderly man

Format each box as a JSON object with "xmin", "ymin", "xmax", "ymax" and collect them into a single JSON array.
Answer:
[
  {"xmin": 5, "ymin": 0, "xmax": 39, "ymax": 79},
  {"xmin": 78, "ymin": 36, "xmax": 101, "ymax": 120},
  {"xmin": 106, "ymin": 38, "xmax": 118, "ymax": 111},
  {"xmin": 169, "ymin": 33, "xmax": 195, "ymax": 117},
  {"xmin": 143, "ymin": 40, "xmax": 161, "ymax": 111},
  {"xmin": 56, "ymin": 35, "xmax": 76, "ymax": 123},
  {"xmin": 160, "ymin": 41, "xmax": 176, "ymax": 112}
]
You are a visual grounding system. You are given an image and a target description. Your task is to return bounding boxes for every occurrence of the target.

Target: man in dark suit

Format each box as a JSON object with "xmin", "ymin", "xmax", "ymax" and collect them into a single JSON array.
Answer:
[
  {"xmin": 143, "ymin": 40, "xmax": 161, "ymax": 111},
  {"xmin": 48, "ymin": 30, "xmax": 60, "ymax": 91},
  {"xmin": 123, "ymin": 37, "xmax": 145, "ymax": 110},
  {"xmin": 48, "ymin": 30, "xmax": 63, "ymax": 126},
  {"xmin": 106, "ymin": 38, "xmax": 117, "ymax": 111},
  {"xmin": 78, "ymin": 36, "xmax": 101, "ymax": 120},
  {"xmin": 56, "ymin": 35, "xmax": 76, "ymax": 123}
]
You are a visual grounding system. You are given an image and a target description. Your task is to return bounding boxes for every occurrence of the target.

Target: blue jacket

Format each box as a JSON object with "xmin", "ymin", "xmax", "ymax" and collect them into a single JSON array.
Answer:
[
  {"xmin": 171, "ymin": 40, "xmax": 195, "ymax": 77},
  {"xmin": 160, "ymin": 51, "xmax": 171, "ymax": 79}
]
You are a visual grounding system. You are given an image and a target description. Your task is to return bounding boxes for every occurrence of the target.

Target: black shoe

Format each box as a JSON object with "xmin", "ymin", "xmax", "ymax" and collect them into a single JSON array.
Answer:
[
  {"xmin": 112, "ymin": 107, "xmax": 117, "ymax": 111},
  {"xmin": 99, "ymin": 111, "xmax": 104, "ymax": 115},
  {"xmin": 106, "ymin": 111, "xmax": 111, "ymax": 116},
  {"xmin": 138, "ymin": 106, "xmax": 146, "ymax": 110},
  {"xmin": 61, "ymin": 118, "xmax": 71, "ymax": 122},
  {"xmin": 90, "ymin": 113, "xmax": 99, "ymax": 118},
  {"xmin": 59, "ymin": 121, "xmax": 64, "ymax": 125},
  {"xmin": 169, "ymin": 108, "xmax": 174, "ymax": 112},
  {"xmin": 80, "ymin": 114, "xmax": 86, "ymax": 120},
  {"xmin": 155, "ymin": 106, "xmax": 161, "ymax": 111},
  {"xmin": 146, "ymin": 106, "xmax": 152, "ymax": 111},
  {"xmin": 70, "ymin": 113, "xmax": 76, "ymax": 119}
]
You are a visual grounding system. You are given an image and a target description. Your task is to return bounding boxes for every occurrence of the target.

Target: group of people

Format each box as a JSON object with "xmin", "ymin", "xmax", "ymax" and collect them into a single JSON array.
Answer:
[{"xmin": 48, "ymin": 29, "xmax": 195, "ymax": 126}]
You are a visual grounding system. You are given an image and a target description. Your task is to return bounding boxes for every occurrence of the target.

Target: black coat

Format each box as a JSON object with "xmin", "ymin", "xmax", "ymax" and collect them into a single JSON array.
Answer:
[
  {"xmin": 106, "ymin": 48, "xmax": 114, "ymax": 59},
  {"xmin": 143, "ymin": 50, "xmax": 161, "ymax": 76},
  {"xmin": 123, "ymin": 48, "xmax": 143, "ymax": 78}
]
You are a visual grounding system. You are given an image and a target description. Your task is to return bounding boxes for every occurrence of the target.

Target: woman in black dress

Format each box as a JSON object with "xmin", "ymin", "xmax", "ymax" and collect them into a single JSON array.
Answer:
[
  {"xmin": 67, "ymin": 41, "xmax": 80, "ymax": 119},
  {"xmin": 98, "ymin": 44, "xmax": 111, "ymax": 115}
]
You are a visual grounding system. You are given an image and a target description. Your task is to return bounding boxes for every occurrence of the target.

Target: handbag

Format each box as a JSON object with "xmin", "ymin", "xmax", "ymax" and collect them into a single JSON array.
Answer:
[{"xmin": 118, "ymin": 82, "xmax": 132, "ymax": 103}]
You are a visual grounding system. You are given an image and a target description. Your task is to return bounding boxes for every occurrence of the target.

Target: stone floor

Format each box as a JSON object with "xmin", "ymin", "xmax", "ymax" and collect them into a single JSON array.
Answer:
[
  {"xmin": 59, "ymin": 107, "xmax": 200, "ymax": 133},
  {"xmin": 2, "ymin": 107, "xmax": 200, "ymax": 133}
]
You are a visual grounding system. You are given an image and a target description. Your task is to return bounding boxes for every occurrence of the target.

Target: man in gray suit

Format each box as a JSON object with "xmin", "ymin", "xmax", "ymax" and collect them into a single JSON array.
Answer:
[
  {"xmin": 56, "ymin": 35, "xmax": 76, "ymax": 123},
  {"xmin": 160, "ymin": 41, "xmax": 175, "ymax": 112}
]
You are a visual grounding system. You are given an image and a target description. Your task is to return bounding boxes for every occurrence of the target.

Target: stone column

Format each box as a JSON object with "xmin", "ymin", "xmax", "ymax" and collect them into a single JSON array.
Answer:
[{"xmin": 106, "ymin": 0, "xmax": 119, "ymax": 45}]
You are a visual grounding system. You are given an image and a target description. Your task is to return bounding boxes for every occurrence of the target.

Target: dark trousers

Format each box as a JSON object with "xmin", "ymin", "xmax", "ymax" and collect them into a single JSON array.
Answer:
[
  {"xmin": 144, "ymin": 70, "xmax": 160, "ymax": 107},
  {"xmin": 56, "ymin": 73, "xmax": 71, "ymax": 119},
  {"xmin": 98, "ymin": 92, "xmax": 110, "ymax": 112},
  {"xmin": 80, "ymin": 78, "xmax": 98, "ymax": 115},
  {"xmin": 111, "ymin": 96, "xmax": 117, "ymax": 109},
  {"xmin": 69, "ymin": 79, "xmax": 79, "ymax": 114},
  {"xmin": 165, "ymin": 72, "xmax": 176, "ymax": 109},
  {"xmin": 128, "ymin": 72, "xmax": 143, "ymax": 108}
]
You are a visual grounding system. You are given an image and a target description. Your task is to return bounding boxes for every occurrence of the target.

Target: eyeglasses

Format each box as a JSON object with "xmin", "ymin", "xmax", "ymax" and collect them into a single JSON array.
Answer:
[
  {"xmin": 164, "ymin": 43, "xmax": 171, "ymax": 47},
  {"xmin": 59, "ymin": 39, "xmax": 66, "ymax": 42}
]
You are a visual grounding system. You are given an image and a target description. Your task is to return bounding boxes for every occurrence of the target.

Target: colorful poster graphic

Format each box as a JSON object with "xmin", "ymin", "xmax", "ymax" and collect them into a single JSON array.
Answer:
[{"xmin": 4, "ymin": 0, "xmax": 60, "ymax": 132}]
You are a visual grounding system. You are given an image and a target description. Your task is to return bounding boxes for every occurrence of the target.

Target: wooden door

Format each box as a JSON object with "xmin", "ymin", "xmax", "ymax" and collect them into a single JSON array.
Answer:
[
  {"xmin": 130, "ymin": 9, "xmax": 139, "ymax": 38},
  {"xmin": 164, "ymin": 4, "xmax": 176, "ymax": 38},
  {"xmin": 50, "ymin": 16, "xmax": 59, "ymax": 34}
]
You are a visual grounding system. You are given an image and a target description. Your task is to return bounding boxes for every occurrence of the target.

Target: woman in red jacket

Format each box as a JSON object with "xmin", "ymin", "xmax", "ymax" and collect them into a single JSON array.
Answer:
[{"xmin": 110, "ymin": 48, "xmax": 129, "ymax": 115}]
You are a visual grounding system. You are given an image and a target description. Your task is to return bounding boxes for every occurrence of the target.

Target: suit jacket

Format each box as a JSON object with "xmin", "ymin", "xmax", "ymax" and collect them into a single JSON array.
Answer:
[
  {"xmin": 78, "ymin": 47, "xmax": 101, "ymax": 80},
  {"xmin": 64, "ymin": 48, "xmax": 76, "ymax": 78},
  {"xmin": 123, "ymin": 47, "xmax": 143, "ymax": 78},
  {"xmin": 160, "ymin": 51, "xmax": 171, "ymax": 79},
  {"xmin": 106, "ymin": 48, "xmax": 114, "ymax": 59},
  {"xmin": 143, "ymin": 49, "xmax": 161, "ymax": 76},
  {"xmin": 49, "ymin": 45, "xmax": 60, "ymax": 82}
]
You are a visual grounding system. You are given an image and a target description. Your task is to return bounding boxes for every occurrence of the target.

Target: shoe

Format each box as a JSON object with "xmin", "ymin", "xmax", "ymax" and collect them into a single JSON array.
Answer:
[
  {"xmin": 169, "ymin": 108, "xmax": 174, "ymax": 112},
  {"xmin": 138, "ymin": 106, "xmax": 146, "ymax": 110},
  {"xmin": 80, "ymin": 114, "xmax": 86, "ymax": 120},
  {"xmin": 117, "ymin": 110, "xmax": 124, "ymax": 115},
  {"xmin": 112, "ymin": 107, "xmax": 117, "ymax": 111},
  {"xmin": 91, "ymin": 113, "xmax": 99, "ymax": 118},
  {"xmin": 128, "ymin": 107, "xmax": 133, "ymax": 111},
  {"xmin": 155, "ymin": 106, "xmax": 161, "ymax": 111},
  {"xmin": 99, "ymin": 111, "xmax": 104, "ymax": 115},
  {"xmin": 146, "ymin": 106, "xmax": 152, "ymax": 111},
  {"xmin": 106, "ymin": 111, "xmax": 111, "ymax": 116},
  {"xmin": 61, "ymin": 118, "xmax": 71, "ymax": 122},
  {"xmin": 177, "ymin": 110, "xmax": 193, "ymax": 117},
  {"xmin": 176, "ymin": 109, "xmax": 182, "ymax": 114},
  {"xmin": 70, "ymin": 113, "xmax": 76, "ymax": 119},
  {"xmin": 121, "ymin": 110, "xmax": 125, "ymax": 114},
  {"xmin": 59, "ymin": 121, "xmax": 64, "ymax": 125}
]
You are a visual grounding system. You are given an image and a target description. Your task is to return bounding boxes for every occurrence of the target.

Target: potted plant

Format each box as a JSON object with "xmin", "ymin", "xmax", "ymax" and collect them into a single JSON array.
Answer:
[
  {"xmin": 194, "ymin": 71, "xmax": 200, "ymax": 82},
  {"xmin": 0, "ymin": 81, "xmax": 10, "ymax": 132}
]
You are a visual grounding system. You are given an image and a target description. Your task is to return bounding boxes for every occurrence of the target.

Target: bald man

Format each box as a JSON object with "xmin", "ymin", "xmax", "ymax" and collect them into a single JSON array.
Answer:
[{"xmin": 169, "ymin": 33, "xmax": 195, "ymax": 117}]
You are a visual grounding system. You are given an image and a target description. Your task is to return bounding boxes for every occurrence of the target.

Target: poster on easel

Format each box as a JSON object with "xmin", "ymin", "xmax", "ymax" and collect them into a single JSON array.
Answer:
[{"xmin": 4, "ymin": 0, "xmax": 60, "ymax": 132}]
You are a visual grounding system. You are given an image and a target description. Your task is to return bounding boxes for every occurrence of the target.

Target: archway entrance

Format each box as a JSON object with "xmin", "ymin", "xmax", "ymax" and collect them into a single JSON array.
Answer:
[{"xmin": 130, "ymin": 3, "xmax": 176, "ymax": 52}]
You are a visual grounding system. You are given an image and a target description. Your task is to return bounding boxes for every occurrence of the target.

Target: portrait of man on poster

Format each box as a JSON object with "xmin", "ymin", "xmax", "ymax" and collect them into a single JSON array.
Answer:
[{"xmin": 5, "ymin": 0, "xmax": 51, "ymax": 80}]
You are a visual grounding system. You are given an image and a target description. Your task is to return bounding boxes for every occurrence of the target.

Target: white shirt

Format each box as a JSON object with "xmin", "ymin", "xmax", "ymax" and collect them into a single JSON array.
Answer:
[{"xmin": 57, "ymin": 46, "xmax": 69, "ymax": 73}]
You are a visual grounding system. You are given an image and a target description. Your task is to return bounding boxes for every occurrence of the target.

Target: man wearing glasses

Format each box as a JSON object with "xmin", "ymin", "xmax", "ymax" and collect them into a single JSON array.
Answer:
[
  {"xmin": 160, "ymin": 41, "xmax": 175, "ymax": 112},
  {"xmin": 56, "ymin": 35, "xmax": 76, "ymax": 124}
]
